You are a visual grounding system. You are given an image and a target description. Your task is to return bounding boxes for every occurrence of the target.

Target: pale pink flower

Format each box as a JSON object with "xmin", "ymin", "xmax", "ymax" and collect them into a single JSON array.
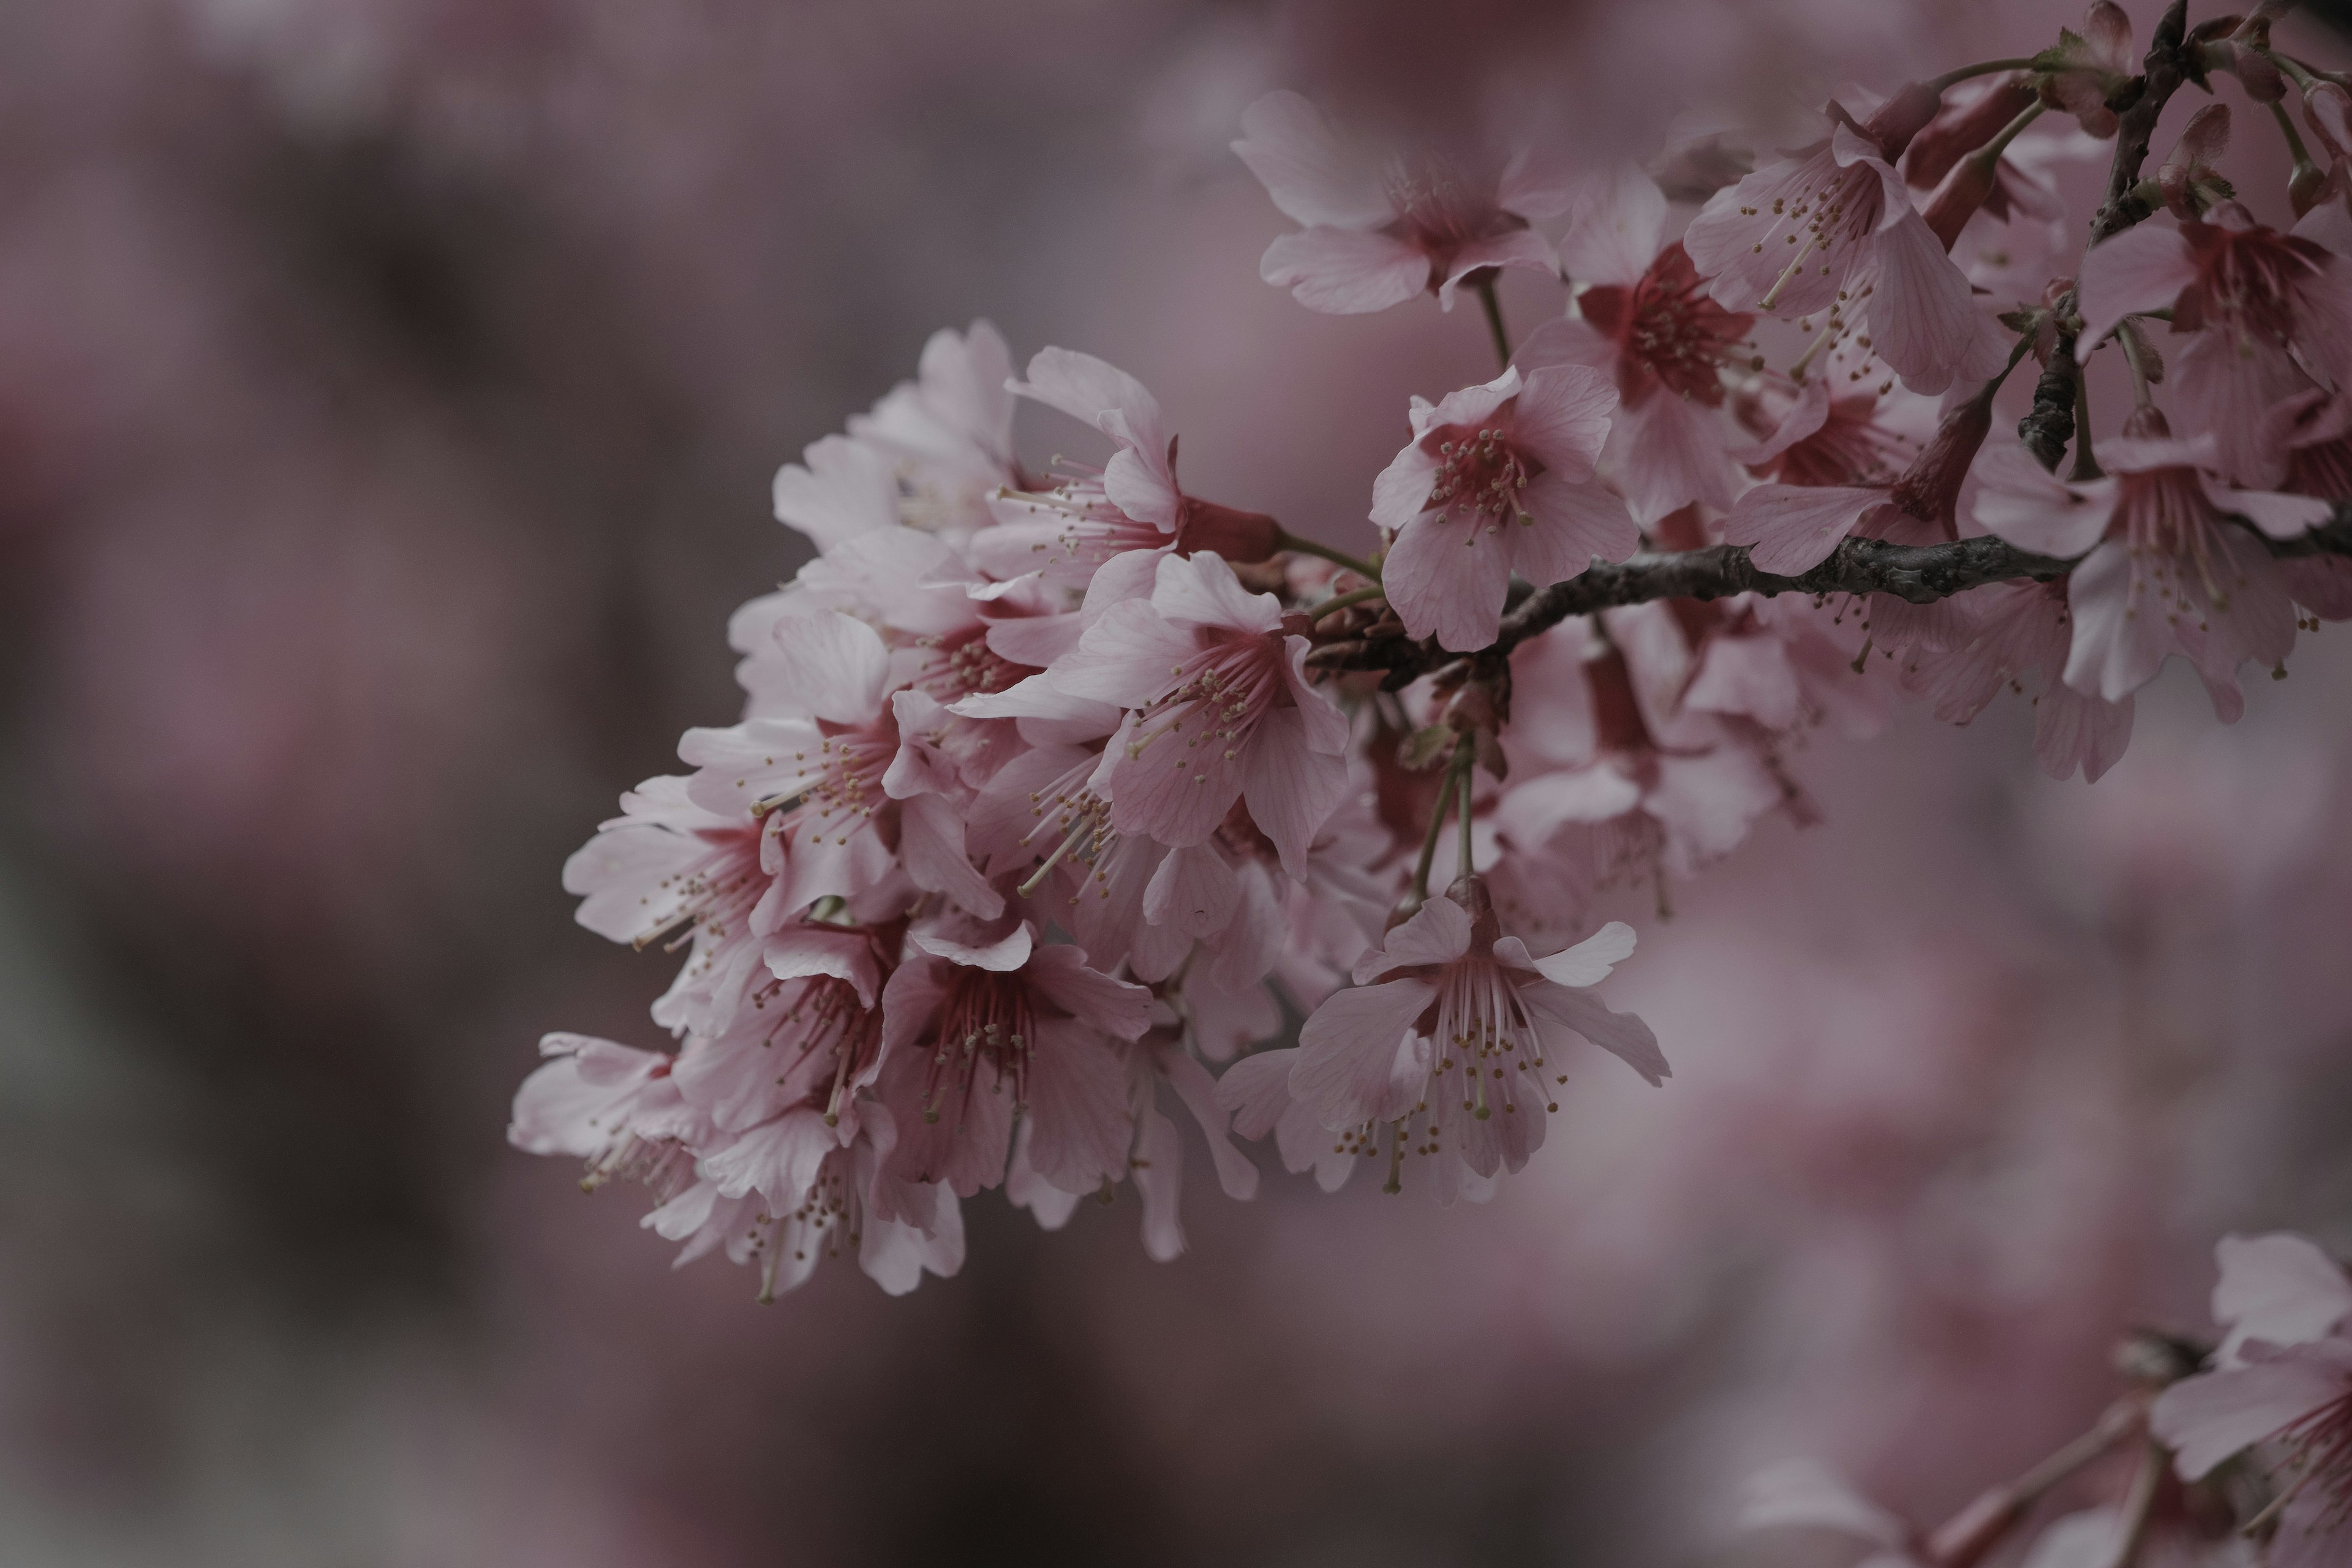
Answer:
[
  {"xmin": 1974, "ymin": 413, "xmax": 2326, "ymax": 719},
  {"xmin": 1290, "ymin": 877, "xmax": 1663, "ymax": 1200},
  {"xmin": 845, "ymin": 320, "xmax": 1020, "ymax": 540},
  {"xmin": 2256, "ymin": 388, "xmax": 2352, "ymax": 620},
  {"xmin": 1685, "ymin": 110, "xmax": 2009, "ymax": 396},
  {"xmin": 2152, "ymin": 1234, "xmax": 2352, "ymax": 1568},
  {"xmin": 1368, "ymin": 363, "xmax": 1634, "ymax": 651},
  {"xmin": 1722, "ymin": 375, "xmax": 1999, "ymax": 575},
  {"xmin": 652, "ymin": 1102, "xmax": 963, "ymax": 1300},
  {"xmin": 1232, "ymin": 90, "xmax": 1566, "ymax": 314},
  {"xmin": 1902, "ymin": 581, "xmax": 2135, "ymax": 783},
  {"xmin": 2030, "ymin": 2, "xmax": 2136, "ymax": 139},
  {"xmin": 968, "ymin": 349, "xmax": 1279, "ymax": 665},
  {"xmin": 682, "ymin": 609, "xmax": 1004, "ymax": 921},
  {"xmin": 1495, "ymin": 636, "xmax": 1790, "ymax": 897},
  {"xmin": 668, "ymin": 920, "xmax": 888, "ymax": 1134},
  {"xmin": 1517, "ymin": 167, "xmax": 1754, "ymax": 526},
  {"xmin": 1217, "ymin": 1046, "xmax": 1363, "ymax": 1194},
  {"xmin": 873, "ymin": 921, "xmax": 1149, "ymax": 1199},
  {"xmin": 1048, "ymin": 550, "xmax": 1351, "ymax": 875},
  {"xmin": 510, "ymin": 1033, "xmax": 706, "ymax": 1195},
  {"xmin": 2076, "ymin": 204, "xmax": 2352, "ymax": 486}
]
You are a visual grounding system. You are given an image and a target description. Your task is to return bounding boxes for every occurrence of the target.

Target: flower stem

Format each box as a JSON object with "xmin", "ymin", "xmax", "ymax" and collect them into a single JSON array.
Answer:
[
  {"xmin": 1411, "ymin": 762, "xmax": 1458, "ymax": 905},
  {"xmin": 1476, "ymin": 276, "xmax": 1513, "ymax": 371},
  {"xmin": 2069, "ymin": 373, "xmax": 2101, "ymax": 480},
  {"xmin": 1276, "ymin": 526, "xmax": 1382, "ymax": 583},
  {"xmin": 1312, "ymin": 584, "xmax": 1389, "ymax": 620},
  {"xmin": 1968, "ymin": 100, "xmax": 2046, "ymax": 172},
  {"xmin": 1928, "ymin": 57, "xmax": 2038, "ymax": 93},
  {"xmin": 2108, "ymin": 1440, "xmax": 2165, "ymax": 1568},
  {"xmin": 1455, "ymin": 740, "xmax": 1475, "ymax": 881}
]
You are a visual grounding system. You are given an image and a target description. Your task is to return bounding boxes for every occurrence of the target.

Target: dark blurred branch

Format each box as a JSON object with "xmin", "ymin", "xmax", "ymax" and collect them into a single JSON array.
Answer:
[{"xmin": 2022, "ymin": 1, "xmax": 2196, "ymax": 470}]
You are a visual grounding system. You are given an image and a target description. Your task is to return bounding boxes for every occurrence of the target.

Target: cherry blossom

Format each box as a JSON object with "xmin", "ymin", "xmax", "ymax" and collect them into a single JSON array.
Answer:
[
  {"xmin": 1369, "ymin": 363, "xmax": 1634, "ymax": 650},
  {"xmin": 1234, "ymin": 90, "xmax": 1567, "ymax": 314}
]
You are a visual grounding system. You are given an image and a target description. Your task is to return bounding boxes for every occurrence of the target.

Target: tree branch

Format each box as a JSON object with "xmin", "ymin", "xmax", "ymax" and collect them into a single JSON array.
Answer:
[
  {"xmin": 2020, "ymin": 0, "xmax": 2196, "ymax": 472},
  {"xmin": 1307, "ymin": 516, "xmax": 2352, "ymax": 686}
]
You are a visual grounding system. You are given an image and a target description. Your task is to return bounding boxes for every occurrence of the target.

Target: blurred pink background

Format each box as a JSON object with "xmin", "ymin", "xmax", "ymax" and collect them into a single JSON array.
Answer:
[{"xmin": 6, "ymin": 2, "xmax": 2352, "ymax": 1564}]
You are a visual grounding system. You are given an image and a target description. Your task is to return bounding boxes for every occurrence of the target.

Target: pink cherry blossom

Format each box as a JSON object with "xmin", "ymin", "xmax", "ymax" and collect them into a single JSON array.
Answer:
[
  {"xmin": 1901, "ymin": 581, "xmax": 2135, "ymax": 783},
  {"xmin": 873, "ymin": 921, "xmax": 1149, "ymax": 1199},
  {"xmin": 1686, "ymin": 110, "xmax": 2009, "ymax": 396},
  {"xmin": 2152, "ymin": 1234, "xmax": 2352, "ymax": 1568},
  {"xmin": 1974, "ymin": 412, "xmax": 2328, "ymax": 718},
  {"xmin": 2076, "ymin": 204, "xmax": 2352, "ymax": 486},
  {"xmin": 1516, "ymin": 167, "xmax": 1754, "ymax": 525},
  {"xmin": 1290, "ymin": 876, "xmax": 1662, "ymax": 1200},
  {"xmin": 1049, "ymin": 551, "xmax": 1351, "ymax": 875},
  {"xmin": 1369, "ymin": 363, "xmax": 1635, "ymax": 650},
  {"xmin": 1233, "ymin": 90, "xmax": 1566, "ymax": 314}
]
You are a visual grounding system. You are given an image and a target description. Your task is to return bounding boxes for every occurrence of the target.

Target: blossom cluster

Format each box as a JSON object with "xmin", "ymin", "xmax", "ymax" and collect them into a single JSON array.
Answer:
[
  {"xmin": 513, "ymin": 0, "xmax": 2352, "ymax": 1337},
  {"xmin": 1741, "ymin": 1232, "xmax": 2352, "ymax": 1568}
]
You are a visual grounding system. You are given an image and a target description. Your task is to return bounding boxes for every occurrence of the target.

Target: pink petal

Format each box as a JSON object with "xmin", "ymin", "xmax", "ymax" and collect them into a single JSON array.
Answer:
[
  {"xmin": 771, "ymin": 434, "xmax": 900, "ymax": 548},
  {"xmin": 1025, "ymin": 944, "xmax": 1153, "ymax": 1040},
  {"xmin": 1231, "ymin": 91, "xmax": 1393, "ymax": 229},
  {"xmin": 1355, "ymin": 894, "xmax": 1472, "ymax": 982},
  {"xmin": 1019, "ymin": 1022, "xmax": 1134, "ymax": 1192},
  {"xmin": 1603, "ymin": 386, "xmax": 1737, "ymax": 526},
  {"xmin": 1240, "ymin": 707, "xmax": 1352, "ymax": 878},
  {"xmin": 1513, "ymin": 471, "xmax": 1640, "ymax": 586},
  {"xmin": 1722, "ymin": 484, "xmax": 1891, "ymax": 575},
  {"xmin": 2033, "ymin": 687, "xmax": 2135, "ymax": 783},
  {"xmin": 1014, "ymin": 346, "xmax": 1165, "ymax": 450},
  {"xmin": 897, "ymin": 793, "xmax": 1006, "ymax": 920},
  {"xmin": 2174, "ymin": 332, "xmax": 2318, "ymax": 488},
  {"xmin": 1864, "ymin": 208, "xmax": 2007, "ymax": 395},
  {"xmin": 2062, "ymin": 540, "xmax": 2176, "ymax": 702},
  {"xmin": 2202, "ymin": 475, "xmax": 2334, "ymax": 540},
  {"xmin": 1261, "ymin": 227, "xmax": 1430, "ymax": 314},
  {"xmin": 1144, "ymin": 842, "xmax": 1239, "ymax": 939},
  {"xmin": 1133, "ymin": 1104, "xmax": 1189, "ymax": 1261},
  {"xmin": 1052, "ymin": 600, "xmax": 1202, "ymax": 707},
  {"xmin": 2152, "ymin": 1354, "xmax": 2352, "ymax": 1480},
  {"xmin": 1436, "ymin": 228, "xmax": 1560, "ymax": 309},
  {"xmin": 1525, "ymin": 920, "xmax": 1637, "ymax": 987},
  {"xmin": 1520, "ymin": 981, "xmax": 1669, "ymax": 1084},
  {"xmin": 2075, "ymin": 224, "xmax": 2199, "ymax": 362},
  {"xmin": 911, "ymin": 921, "xmax": 1031, "ymax": 972},
  {"xmin": 1558, "ymin": 166, "xmax": 1669, "ymax": 288},
  {"xmin": 1104, "ymin": 445, "xmax": 1182, "ymax": 529},
  {"xmin": 1149, "ymin": 548, "xmax": 1284, "ymax": 633},
  {"xmin": 1159, "ymin": 1046, "xmax": 1260, "ymax": 1199},
  {"xmin": 1292, "ymin": 978, "xmax": 1436, "ymax": 1126},
  {"xmin": 2214, "ymin": 1232, "xmax": 2352, "ymax": 1360},
  {"xmin": 1216, "ymin": 1047, "xmax": 1302, "ymax": 1140},
  {"xmin": 761, "ymin": 611, "xmax": 892, "ymax": 725},
  {"xmin": 1511, "ymin": 363, "xmax": 1618, "ymax": 480},
  {"xmin": 1370, "ymin": 439, "xmax": 1441, "ymax": 532},
  {"xmin": 1972, "ymin": 447, "xmax": 2117, "ymax": 557},
  {"xmin": 1384, "ymin": 507, "xmax": 1515, "ymax": 652},
  {"xmin": 761, "ymin": 925, "xmax": 879, "ymax": 1006}
]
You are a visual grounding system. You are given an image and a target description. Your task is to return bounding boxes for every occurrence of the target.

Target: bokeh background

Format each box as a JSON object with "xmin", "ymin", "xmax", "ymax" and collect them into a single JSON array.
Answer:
[{"xmin": 6, "ymin": 2, "xmax": 2352, "ymax": 1564}]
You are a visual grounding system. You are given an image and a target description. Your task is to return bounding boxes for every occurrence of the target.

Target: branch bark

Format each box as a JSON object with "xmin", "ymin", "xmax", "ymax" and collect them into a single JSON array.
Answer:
[
  {"xmin": 2020, "ymin": 1, "xmax": 2196, "ymax": 471},
  {"xmin": 1308, "ymin": 514, "xmax": 2352, "ymax": 685}
]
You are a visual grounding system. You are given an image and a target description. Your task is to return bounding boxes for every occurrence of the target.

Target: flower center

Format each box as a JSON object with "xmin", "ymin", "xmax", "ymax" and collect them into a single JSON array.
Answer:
[
  {"xmin": 1125, "ymin": 630, "xmax": 1286, "ymax": 786},
  {"xmin": 1425, "ymin": 420, "xmax": 1538, "ymax": 537},
  {"xmin": 921, "ymin": 969, "xmax": 1042, "ymax": 1126},
  {"xmin": 1427, "ymin": 957, "xmax": 1549, "ymax": 1122},
  {"xmin": 913, "ymin": 624, "xmax": 1031, "ymax": 701},
  {"xmin": 744, "ymin": 970, "xmax": 884, "ymax": 1125},
  {"xmin": 752, "ymin": 719, "xmax": 899, "ymax": 846},
  {"xmin": 635, "ymin": 826, "xmax": 767, "ymax": 952},
  {"xmin": 1582, "ymin": 243, "xmax": 1751, "ymax": 405}
]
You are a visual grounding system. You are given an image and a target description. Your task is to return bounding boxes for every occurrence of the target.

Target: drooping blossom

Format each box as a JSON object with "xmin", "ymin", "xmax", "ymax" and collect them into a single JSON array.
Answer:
[
  {"xmin": 1048, "ymin": 550, "xmax": 1351, "ymax": 875},
  {"xmin": 968, "ymin": 348, "xmax": 1280, "ymax": 663},
  {"xmin": 1974, "ymin": 410, "xmax": 2326, "ymax": 718},
  {"xmin": 1288, "ymin": 876, "xmax": 1664, "ymax": 1202},
  {"xmin": 1685, "ymin": 96, "xmax": 2010, "ymax": 395},
  {"xmin": 2026, "ymin": 1, "xmax": 2136, "ymax": 138},
  {"xmin": 1515, "ymin": 166, "xmax": 1754, "ymax": 525},
  {"xmin": 1494, "ymin": 630, "xmax": 1788, "ymax": 902},
  {"xmin": 2256, "ymin": 387, "xmax": 2352, "ymax": 620},
  {"xmin": 1722, "ymin": 371, "xmax": 2002, "ymax": 575},
  {"xmin": 2076, "ymin": 203, "xmax": 2352, "ymax": 486},
  {"xmin": 874, "ymin": 921, "xmax": 1150, "ymax": 1199},
  {"xmin": 2152, "ymin": 1234, "xmax": 2352, "ymax": 1568},
  {"xmin": 1901, "ymin": 580, "xmax": 2135, "ymax": 783},
  {"xmin": 682, "ymin": 609, "xmax": 1003, "ymax": 922},
  {"xmin": 1233, "ymin": 90, "xmax": 1566, "ymax": 314},
  {"xmin": 1368, "ymin": 363, "xmax": 1635, "ymax": 650}
]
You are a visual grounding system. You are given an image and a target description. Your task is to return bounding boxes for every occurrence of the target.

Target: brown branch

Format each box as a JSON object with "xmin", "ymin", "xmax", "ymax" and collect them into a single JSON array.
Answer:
[
  {"xmin": 2020, "ymin": 0, "xmax": 2196, "ymax": 471},
  {"xmin": 1308, "ymin": 513, "xmax": 2352, "ymax": 687}
]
